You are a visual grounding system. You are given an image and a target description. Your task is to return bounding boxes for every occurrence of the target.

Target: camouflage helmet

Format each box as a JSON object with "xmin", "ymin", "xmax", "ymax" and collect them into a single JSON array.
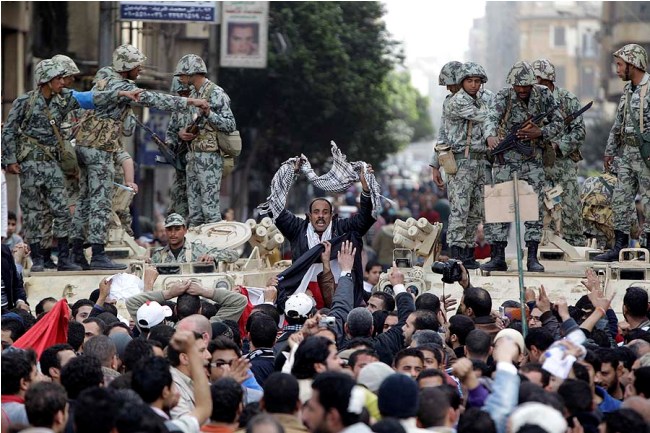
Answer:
[
  {"xmin": 506, "ymin": 61, "xmax": 537, "ymax": 86},
  {"xmin": 438, "ymin": 61, "xmax": 463, "ymax": 86},
  {"xmin": 170, "ymin": 76, "xmax": 190, "ymax": 94},
  {"xmin": 52, "ymin": 54, "xmax": 80, "ymax": 77},
  {"xmin": 93, "ymin": 66, "xmax": 114, "ymax": 85},
  {"xmin": 532, "ymin": 59, "xmax": 556, "ymax": 81},
  {"xmin": 613, "ymin": 43, "xmax": 648, "ymax": 72},
  {"xmin": 34, "ymin": 59, "xmax": 66, "ymax": 85},
  {"xmin": 112, "ymin": 44, "xmax": 147, "ymax": 72},
  {"xmin": 458, "ymin": 61, "xmax": 488, "ymax": 84},
  {"xmin": 174, "ymin": 54, "xmax": 207, "ymax": 76}
]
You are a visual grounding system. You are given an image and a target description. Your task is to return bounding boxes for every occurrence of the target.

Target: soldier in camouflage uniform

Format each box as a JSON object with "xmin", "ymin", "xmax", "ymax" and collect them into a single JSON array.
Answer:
[
  {"xmin": 71, "ymin": 44, "xmax": 209, "ymax": 270},
  {"xmin": 595, "ymin": 44, "xmax": 650, "ymax": 261},
  {"xmin": 166, "ymin": 77, "xmax": 192, "ymax": 218},
  {"xmin": 532, "ymin": 59, "xmax": 586, "ymax": 246},
  {"xmin": 444, "ymin": 62, "xmax": 494, "ymax": 269},
  {"xmin": 174, "ymin": 54, "xmax": 237, "ymax": 227},
  {"xmin": 150, "ymin": 213, "xmax": 239, "ymax": 264},
  {"xmin": 481, "ymin": 61, "xmax": 564, "ymax": 272},
  {"xmin": 109, "ymin": 150, "xmax": 137, "ymax": 237}
]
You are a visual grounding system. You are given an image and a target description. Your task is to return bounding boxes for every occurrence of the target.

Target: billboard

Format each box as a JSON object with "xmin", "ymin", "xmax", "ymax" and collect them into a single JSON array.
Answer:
[
  {"xmin": 220, "ymin": 1, "xmax": 269, "ymax": 69},
  {"xmin": 119, "ymin": 1, "xmax": 219, "ymax": 23}
]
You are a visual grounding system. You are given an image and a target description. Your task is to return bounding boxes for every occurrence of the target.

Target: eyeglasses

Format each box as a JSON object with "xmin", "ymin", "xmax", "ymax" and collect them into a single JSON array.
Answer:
[
  {"xmin": 210, "ymin": 360, "xmax": 234, "ymax": 368},
  {"xmin": 529, "ymin": 315, "xmax": 542, "ymax": 322}
]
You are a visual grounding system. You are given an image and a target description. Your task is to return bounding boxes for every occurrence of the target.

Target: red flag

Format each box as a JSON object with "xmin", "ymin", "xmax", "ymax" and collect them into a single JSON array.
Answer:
[
  {"xmin": 13, "ymin": 299, "xmax": 70, "ymax": 358},
  {"xmin": 237, "ymin": 286, "xmax": 255, "ymax": 338}
]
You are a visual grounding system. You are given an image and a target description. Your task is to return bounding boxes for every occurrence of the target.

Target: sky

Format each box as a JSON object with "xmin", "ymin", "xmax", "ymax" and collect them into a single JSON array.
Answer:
[{"xmin": 382, "ymin": 0, "xmax": 487, "ymax": 93}]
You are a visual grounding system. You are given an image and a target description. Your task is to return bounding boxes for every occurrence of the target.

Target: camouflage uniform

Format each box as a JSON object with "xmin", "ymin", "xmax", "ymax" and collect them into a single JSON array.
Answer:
[
  {"xmin": 532, "ymin": 59, "xmax": 586, "ymax": 246},
  {"xmin": 166, "ymin": 77, "xmax": 192, "ymax": 218},
  {"xmin": 174, "ymin": 54, "xmax": 236, "ymax": 227},
  {"xmin": 150, "ymin": 213, "xmax": 238, "ymax": 263},
  {"xmin": 108, "ymin": 151, "xmax": 135, "ymax": 237},
  {"xmin": 430, "ymin": 61, "xmax": 463, "ymax": 171},
  {"xmin": 595, "ymin": 44, "xmax": 650, "ymax": 261},
  {"xmin": 482, "ymin": 61, "xmax": 564, "ymax": 272},
  {"xmin": 71, "ymin": 45, "xmax": 191, "ymax": 270},
  {"xmin": 444, "ymin": 62, "xmax": 494, "ymax": 270}
]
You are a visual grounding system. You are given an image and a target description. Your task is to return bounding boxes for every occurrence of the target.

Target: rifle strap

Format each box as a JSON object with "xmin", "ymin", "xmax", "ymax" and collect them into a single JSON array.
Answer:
[
  {"xmin": 20, "ymin": 90, "xmax": 40, "ymax": 132},
  {"xmin": 42, "ymin": 103, "xmax": 65, "ymax": 156},
  {"xmin": 640, "ymin": 81, "xmax": 647, "ymax": 132}
]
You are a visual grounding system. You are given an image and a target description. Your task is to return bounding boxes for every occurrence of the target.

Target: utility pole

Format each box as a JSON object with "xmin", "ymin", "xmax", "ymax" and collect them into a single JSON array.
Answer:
[
  {"xmin": 99, "ymin": 1, "xmax": 115, "ymax": 67},
  {"xmin": 208, "ymin": 22, "xmax": 220, "ymax": 83}
]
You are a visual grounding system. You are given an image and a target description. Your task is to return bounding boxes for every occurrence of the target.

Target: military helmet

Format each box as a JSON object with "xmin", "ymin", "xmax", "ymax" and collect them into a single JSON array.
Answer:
[
  {"xmin": 613, "ymin": 43, "xmax": 648, "ymax": 72},
  {"xmin": 506, "ymin": 61, "xmax": 537, "ymax": 86},
  {"xmin": 438, "ymin": 61, "xmax": 463, "ymax": 86},
  {"xmin": 52, "ymin": 54, "xmax": 80, "ymax": 77},
  {"xmin": 170, "ymin": 76, "xmax": 190, "ymax": 94},
  {"xmin": 532, "ymin": 59, "xmax": 556, "ymax": 81},
  {"xmin": 34, "ymin": 59, "xmax": 66, "ymax": 85},
  {"xmin": 458, "ymin": 61, "xmax": 488, "ymax": 84},
  {"xmin": 112, "ymin": 44, "xmax": 147, "ymax": 72},
  {"xmin": 174, "ymin": 54, "xmax": 207, "ymax": 76},
  {"xmin": 93, "ymin": 66, "xmax": 114, "ymax": 85}
]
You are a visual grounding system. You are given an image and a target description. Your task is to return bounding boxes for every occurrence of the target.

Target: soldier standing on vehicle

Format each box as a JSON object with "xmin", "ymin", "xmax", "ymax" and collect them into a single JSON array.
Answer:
[
  {"xmin": 594, "ymin": 44, "xmax": 650, "ymax": 261},
  {"xmin": 166, "ymin": 77, "xmax": 193, "ymax": 218},
  {"xmin": 173, "ymin": 54, "xmax": 237, "ymax": 228},
  {"xmin": 70, "ymin": 44, "xmax": 210, "ymax": 270},
  {"xmin": 481, "ymin": 61, "xmax": 564, "ymax": 273},
  {"xmin": 443, "ymin": 62, "xmax": 494, "ymax": 270},
  {"xmin": 532, "ymin": 59, "xmax": 586, "ymax": 247}
]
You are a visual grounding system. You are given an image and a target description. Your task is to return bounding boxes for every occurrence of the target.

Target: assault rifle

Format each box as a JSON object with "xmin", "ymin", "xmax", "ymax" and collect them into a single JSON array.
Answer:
[
  {"xmin": 133, "ymin": 117, "xmax": 185, "ymax": 171},
  {"xmin": 563, "ymin": 101, "xmax": 593, "ymax": 126},
  {"xmin": 490, "ymin": 103, "xmax": 561, "ymax": 158}
]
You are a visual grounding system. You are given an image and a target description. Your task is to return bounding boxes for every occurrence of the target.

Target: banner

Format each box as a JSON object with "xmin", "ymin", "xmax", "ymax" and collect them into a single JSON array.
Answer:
[
  {"xmin": 119, "ymin": 1, "xmax": 219, "ymax": 23},
  {"xmin": 220, "ymin": 1, "xmax": 269, "ymax": 69}
]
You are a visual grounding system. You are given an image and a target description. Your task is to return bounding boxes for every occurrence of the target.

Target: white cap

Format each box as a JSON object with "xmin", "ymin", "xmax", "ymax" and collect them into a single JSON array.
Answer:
[
  {"xmin": 494, "ymin": 328, "xmax": 526, "ymax": 355},
  {"xmin": 136, "ymin": 301, "xmax": 173, "ymax": 329},
  {"xmin": 509, "ymin": 402, "xmax": 567, "ymax": 433},
  {"xmin": 285, "ymin": 293, "xmax": 315, "ymax": 319}
]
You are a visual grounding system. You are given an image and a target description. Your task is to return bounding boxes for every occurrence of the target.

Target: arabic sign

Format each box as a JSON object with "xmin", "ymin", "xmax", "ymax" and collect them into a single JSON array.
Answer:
[
  {"xmin": 220, "ymin": 1, "xmax": 269, "ymax": 69},
  {"xmin": 119, "ymin": 1, "xmax": 219, "ymax": 23}
]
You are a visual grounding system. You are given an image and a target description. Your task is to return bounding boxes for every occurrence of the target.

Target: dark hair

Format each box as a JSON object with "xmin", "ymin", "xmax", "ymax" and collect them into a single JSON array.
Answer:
[
  {"xmin": 292, "ymin": 336, "xmax": 333, "ymax": 379},
  {"xmin": 411, "ymin": 309, "xmax": 440, "ymax": 333},
  {"xmin": 596, "ymin": 348, "xmax": 619, "ymax": 370},
  {"xmin": 71, "ymin": 299, "xmax": 95, "ymax": 320},
  {"xmin": 1, "ymin": 317, "xmax": 25, "ymax": 342},
  {"xmin": 60, "ymin": 355, "xmax": 104, "ymax": 399},
  {"xmin": 262, "ymin": 372, "xmax": 299, "ymax": 414},
  {"xmin": 516, "ymin": 426, "xmax": 550, "ymax": 433},
  {"xmin": 524, "ymin": 328, "xmax": 554, "ymax": 352},
  {"xmin": 177, "ymin": 293, "xmax": 201, "ymax": 321},
  {"xmin": 558, "ymin": 379, "xmax": 592, "ymax": 415},
  {"xmin": 107, "ymin": 322, "xmax": 132, "ymax": 337},
  {"xmin": 412, "ymin": 330, "xmax": 443, "ymax": 347},
  {"xmin": 517, "ymin": 381, "xmax": 563, "ymax": 412},
  {"xmin": 114, "ymin": 390, "xmax": 168, "ymax": 433},
  {"xmin": 393, "ymin": 348, "xmax": 424, "ymax": 368},
  {"xmin": 83, "ymin": 317, "xmax": 107, "ymax": 335},
  {"xmin": 1, "ymin": 348, "xmax": 37, "ymax": 394},
  {"xmin": 590, "ymin": 328, "xmax": 611, "ymax": 348},
  {"xmin": 623, "ymin": 287, "xmax": 649, "ymax": 318},
  {"xmin": 345, "ymin": 337, "xmax": 375, "ymax": 351},
  {"xmin": 347, "ymin": 308, "xmax": 374, "ymax": 337},
  {"xmin": 465, "ymin": 329, "xmax": 492, "ymax": 358},
  {"xmin": 370, "ymin": 292, "xmax": 395, "ymax": 312},
  {"xmin": 417, "ymin": 343, "xmax": 444, "ymax": 367},
  {"xmin": 239, "ymin": 402, "xmax": 262, "ymax": 429},
  {"xmin": 122, "ymin": 339, "xmax": 154, "ymax": 372},
  {"xmin": 245, "ymin": 414, "xmax": 284, "ymax": 433},
  {"xmin": 603, "ymin": 408, "xmax": 648, "ymax": 433},
  {"xmin": 7, "ymin": 210, "xmax": 17, "ymax": 221},
  {"xmin": 25, "ymin": 382, "xmax": 68, "ymax": 427},
  {"xmin": 40, "ymin": 343, "xmax": 75, "ymax": 378},
  {"xmin": 210, "ymin": 378, "xmax": 243, "ymax": 423},
  {"xmin": 571, "ymin": 362, "xmax": 591, "ymax": 385},
  {"xmin": 251, "ymin": 304, "xmax": 281, "ymax": 328},
  {"xmin": 624, "ymin": 328, "xmax": 650, "ymax": 345},
  {"xmin": 67, "ymin": 321, "xmax": 85, "ymax": 352},
  {"xmin": 365, "ymin": 261, "xmax": 382, "ymax": 273},
  {"xmin": 75, "ymin": 387, "xmax": 120, "ymax": 433},
  {"xmin": 161, "ymin": 300, "xmax": 178, "ymax": 323},
  {"xmin": 417, "ymin": 387, "xmax": 450, "ymax": 428},
  {"xmin": 416, "ymin": 368, "xmax": 445, "ymax": 385},
  {"xmin": 34, "ymin": 297, "xmax": 57, "ymax": 316},
  {"xmin": 457, "ymin": 407, "xmax": 496, "ymax": 433},
  {"xmin": 83, "ymin": 335, "xmax": 116, "ymax": 367},
  {"xmin": 200, "ymin": 300, "xmax": 218, "ymax": 320},
  {"xmin": 415, "ymin": 293, "xmax": 441, "ymax": 314},
  {"xmin": 463, "ymin": 287, "xmax": 492, "ymax": 317},
  {"xmin": 223, "ymin": 319, "xmax": 242, "ymax": 348},
  {"xmin": 248, "ymin": 313, "xmax": 278, "ymax": 348},
  {"xmin": 147, "ymin": 324, "xmax": 175, "ymax": 349},
  {"xmin": 131, "ymin": 356, "xmax": 172, "ymax": 404},
  {"xmin": 312, "ymin": 372, "xmax": 360, "ymax": 427},
  {"xmin": 634, "ymin": 366, "xmax": 650, "ymax": 397},
  {"xmin": 349, "ymin": 349, "xmax": 379, "ymax": 369},
  {"xmin": 308, "ymin": 198, "xmax": 333, "ymax": 214},
  {"xmin": 583, "ymin": 349, "xmax": 602, "ymax": 373},
  {"xmin": 518, "ymin": 363, "xmax": 550, "ymax": 388},
  {"xmin": 448, "ymin": 314, "xmax": 475, "ymax": 345},
  {"xmin": 614, "ymin": 346, "xmax": 636, "ymax": 371},
  {"xmin": 371, "ymin": 418, "xmax": 407, "ymax": 433},
  {"xmin": 208, "ymin": 335, "xmax": 242, "ymax": 357},
  {"xmin": 96, "ymin": 312, "xmax": 119, "ymax": 328}
]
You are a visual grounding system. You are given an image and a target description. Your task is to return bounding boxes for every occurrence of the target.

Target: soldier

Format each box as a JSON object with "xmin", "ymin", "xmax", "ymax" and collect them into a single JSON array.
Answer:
[
  {"xmin": 150, "ymin": 213, "xmax": 238, "ymax": 264},
  {"xmin": 70, "ymin": 44, "xmax": 210, "ymax": 270},
  {"xmin": 595, "ymin": 44, "xmax": 650, "ymax": 261},
  {"xmin": 532, "ymin": 59, "xmax": 586, "ymax": 247},
  {"xmin": 166, "ymin": 77, "xmax": 193, "ymax": 218},
  {"xmin": 109, "ymin": 150, "xmax": 137, "ymax": 237},
  {"xmin": 481, "ymin": 61, "xmax": 564, "ymax": 272},
  {"xmin": 443, "ymin": 62, "xmax": 494, "ymax": 269},
  {"xmin": 174, "ymin": 54, "xmax": 237, "ymax": 227}
]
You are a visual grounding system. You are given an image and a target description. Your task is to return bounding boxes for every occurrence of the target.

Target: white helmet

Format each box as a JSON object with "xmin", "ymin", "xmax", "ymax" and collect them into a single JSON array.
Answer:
[{"xmin": 284, "ymin": 293, "xmax": 315, "ymax": 319}]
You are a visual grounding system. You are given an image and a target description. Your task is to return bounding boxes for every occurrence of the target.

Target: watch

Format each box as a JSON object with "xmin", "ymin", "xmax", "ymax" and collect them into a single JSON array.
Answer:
[{"xmin": 340, "ymin": 271, "xmax": 352, "ymax": 278}]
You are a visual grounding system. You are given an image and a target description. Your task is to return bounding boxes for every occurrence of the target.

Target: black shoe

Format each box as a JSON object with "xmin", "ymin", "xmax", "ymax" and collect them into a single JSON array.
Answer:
[
  {"xmin": 481, "ymin": 242, "xmax": 508, "ymax": 272},
  {"xmin": 526, "ymin": 241, "xmax": 545, "ymax": 272},
  {"xmin": 57, "ymin": 238, "xmax": 82, "ymax": 271},
  {"xmin": 594, "ymin": 231, "xmax": 628, "ymax": 262},
  {"xmin": 450, "ymin": 245, "xmax": 464, "ymax": 261},
  {"xmin": 72, "ymin": 239, "xmax": 90, "ymax": 270},
  {"xmin": 30, "ymin": 243, "xmax": 45, "ymax": 272},
  {"xmin": 42, "ymin": 248, "xmax": 57, "ymax": 269},
  {"xmin": 89, "ymin": 244, "xmax": 127, "ymax": 270},
  {"xmin": 462, "ymin": 247, "xmax": 480, "ymax": 270}
]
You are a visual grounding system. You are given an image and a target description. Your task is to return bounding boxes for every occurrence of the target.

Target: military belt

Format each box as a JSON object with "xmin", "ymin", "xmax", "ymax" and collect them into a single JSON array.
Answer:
[
  {"xmin": 453, "ymin": 151, "xmax": 487, "ymax": 161},
  {"xmin": 21, "ymin": 135, "xmax": 58, "ymax": 162}
]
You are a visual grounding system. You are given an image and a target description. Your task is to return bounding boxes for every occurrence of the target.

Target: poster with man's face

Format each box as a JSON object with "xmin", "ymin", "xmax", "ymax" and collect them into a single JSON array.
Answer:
[{"xmin": 221, "ymin": 2, "xmax": 268, "ymax": 68}]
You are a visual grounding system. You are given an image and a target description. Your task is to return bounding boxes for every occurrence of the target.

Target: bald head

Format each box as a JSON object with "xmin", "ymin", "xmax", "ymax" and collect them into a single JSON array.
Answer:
[
  {"xmin": 177, "ymin": 314, "xmax": 212, "ymax": 342},
  {"xmin": 622, "ymin": 396, "xmax": 650, "ymax": 423},
  {"xmin": 627, "ymin": 340, "xmax": 650, "ymax": 357}
]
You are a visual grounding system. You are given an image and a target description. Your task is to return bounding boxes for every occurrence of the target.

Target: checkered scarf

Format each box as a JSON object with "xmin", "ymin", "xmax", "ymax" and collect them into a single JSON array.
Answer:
[{"xmin": 258, "ymin": 141, "xmax": 385, "ymax": 220}]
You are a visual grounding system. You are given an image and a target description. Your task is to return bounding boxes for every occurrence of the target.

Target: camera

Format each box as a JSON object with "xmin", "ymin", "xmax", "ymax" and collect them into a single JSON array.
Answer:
[
  {"xmin": 431, "ymin": 259, "xmax": 463, "ymax": 284},
  {"xmin": 318, "ymin": 316, "xmax": 336, "ymax": 328}
]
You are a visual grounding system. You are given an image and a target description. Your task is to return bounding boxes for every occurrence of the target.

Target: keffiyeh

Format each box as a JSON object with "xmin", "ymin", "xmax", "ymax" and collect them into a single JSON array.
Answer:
[{"xmin": 258, "ymin": 141, "xmax": 385, "ymax": 220}]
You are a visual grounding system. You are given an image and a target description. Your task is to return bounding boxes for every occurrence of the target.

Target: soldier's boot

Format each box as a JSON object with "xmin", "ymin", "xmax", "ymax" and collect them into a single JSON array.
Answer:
[
  {"xmin": 526, "ymin": 241, "xmax": 545, "ymax": 272},
  {"xmin": 480, "ymin": 242, "xmax": 508, "ymax": 272},
  {"xmin": 72, "ymin": 239, "xmax": 91, "ymax": 270},
  {"xmin": 42, "ymin": 248, "xmax": 58, "ymax": 270},
  {"xmin": 462, "ymin": 247, "xmax": 481, "ymax": 270},
  {"xmin": 594, "ymin": 231, "xmax": 628, "ymax": 262},
  {"xmin": 89, "ymin": 243, "xmax": 127, "ymax": 271},
  {"xmin": 57, "ymin": 238, "xmax": 82, "ymax": 271},
  {"xmin": 450, "ymin": 245, "xmax": 464, "ymax": 262},
  {"xmin": 30, "ymin": 243, "xmax": 45, "ymax": 272}
]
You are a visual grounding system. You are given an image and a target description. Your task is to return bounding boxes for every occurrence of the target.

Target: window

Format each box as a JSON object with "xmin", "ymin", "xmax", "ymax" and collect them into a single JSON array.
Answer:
[
  {"xmin": 553, "ymin": 26, "xmax": 566, "ymax": 47},
  {"xmin": 555, "ymin": 66, "xmax": 566, "ymax": 88}
]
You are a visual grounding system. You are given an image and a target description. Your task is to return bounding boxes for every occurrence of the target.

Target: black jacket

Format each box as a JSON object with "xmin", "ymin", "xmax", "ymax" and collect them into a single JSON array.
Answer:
[{"xmin": 1, "ymin": 245, "xmax": 26, "ymax": 312}]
